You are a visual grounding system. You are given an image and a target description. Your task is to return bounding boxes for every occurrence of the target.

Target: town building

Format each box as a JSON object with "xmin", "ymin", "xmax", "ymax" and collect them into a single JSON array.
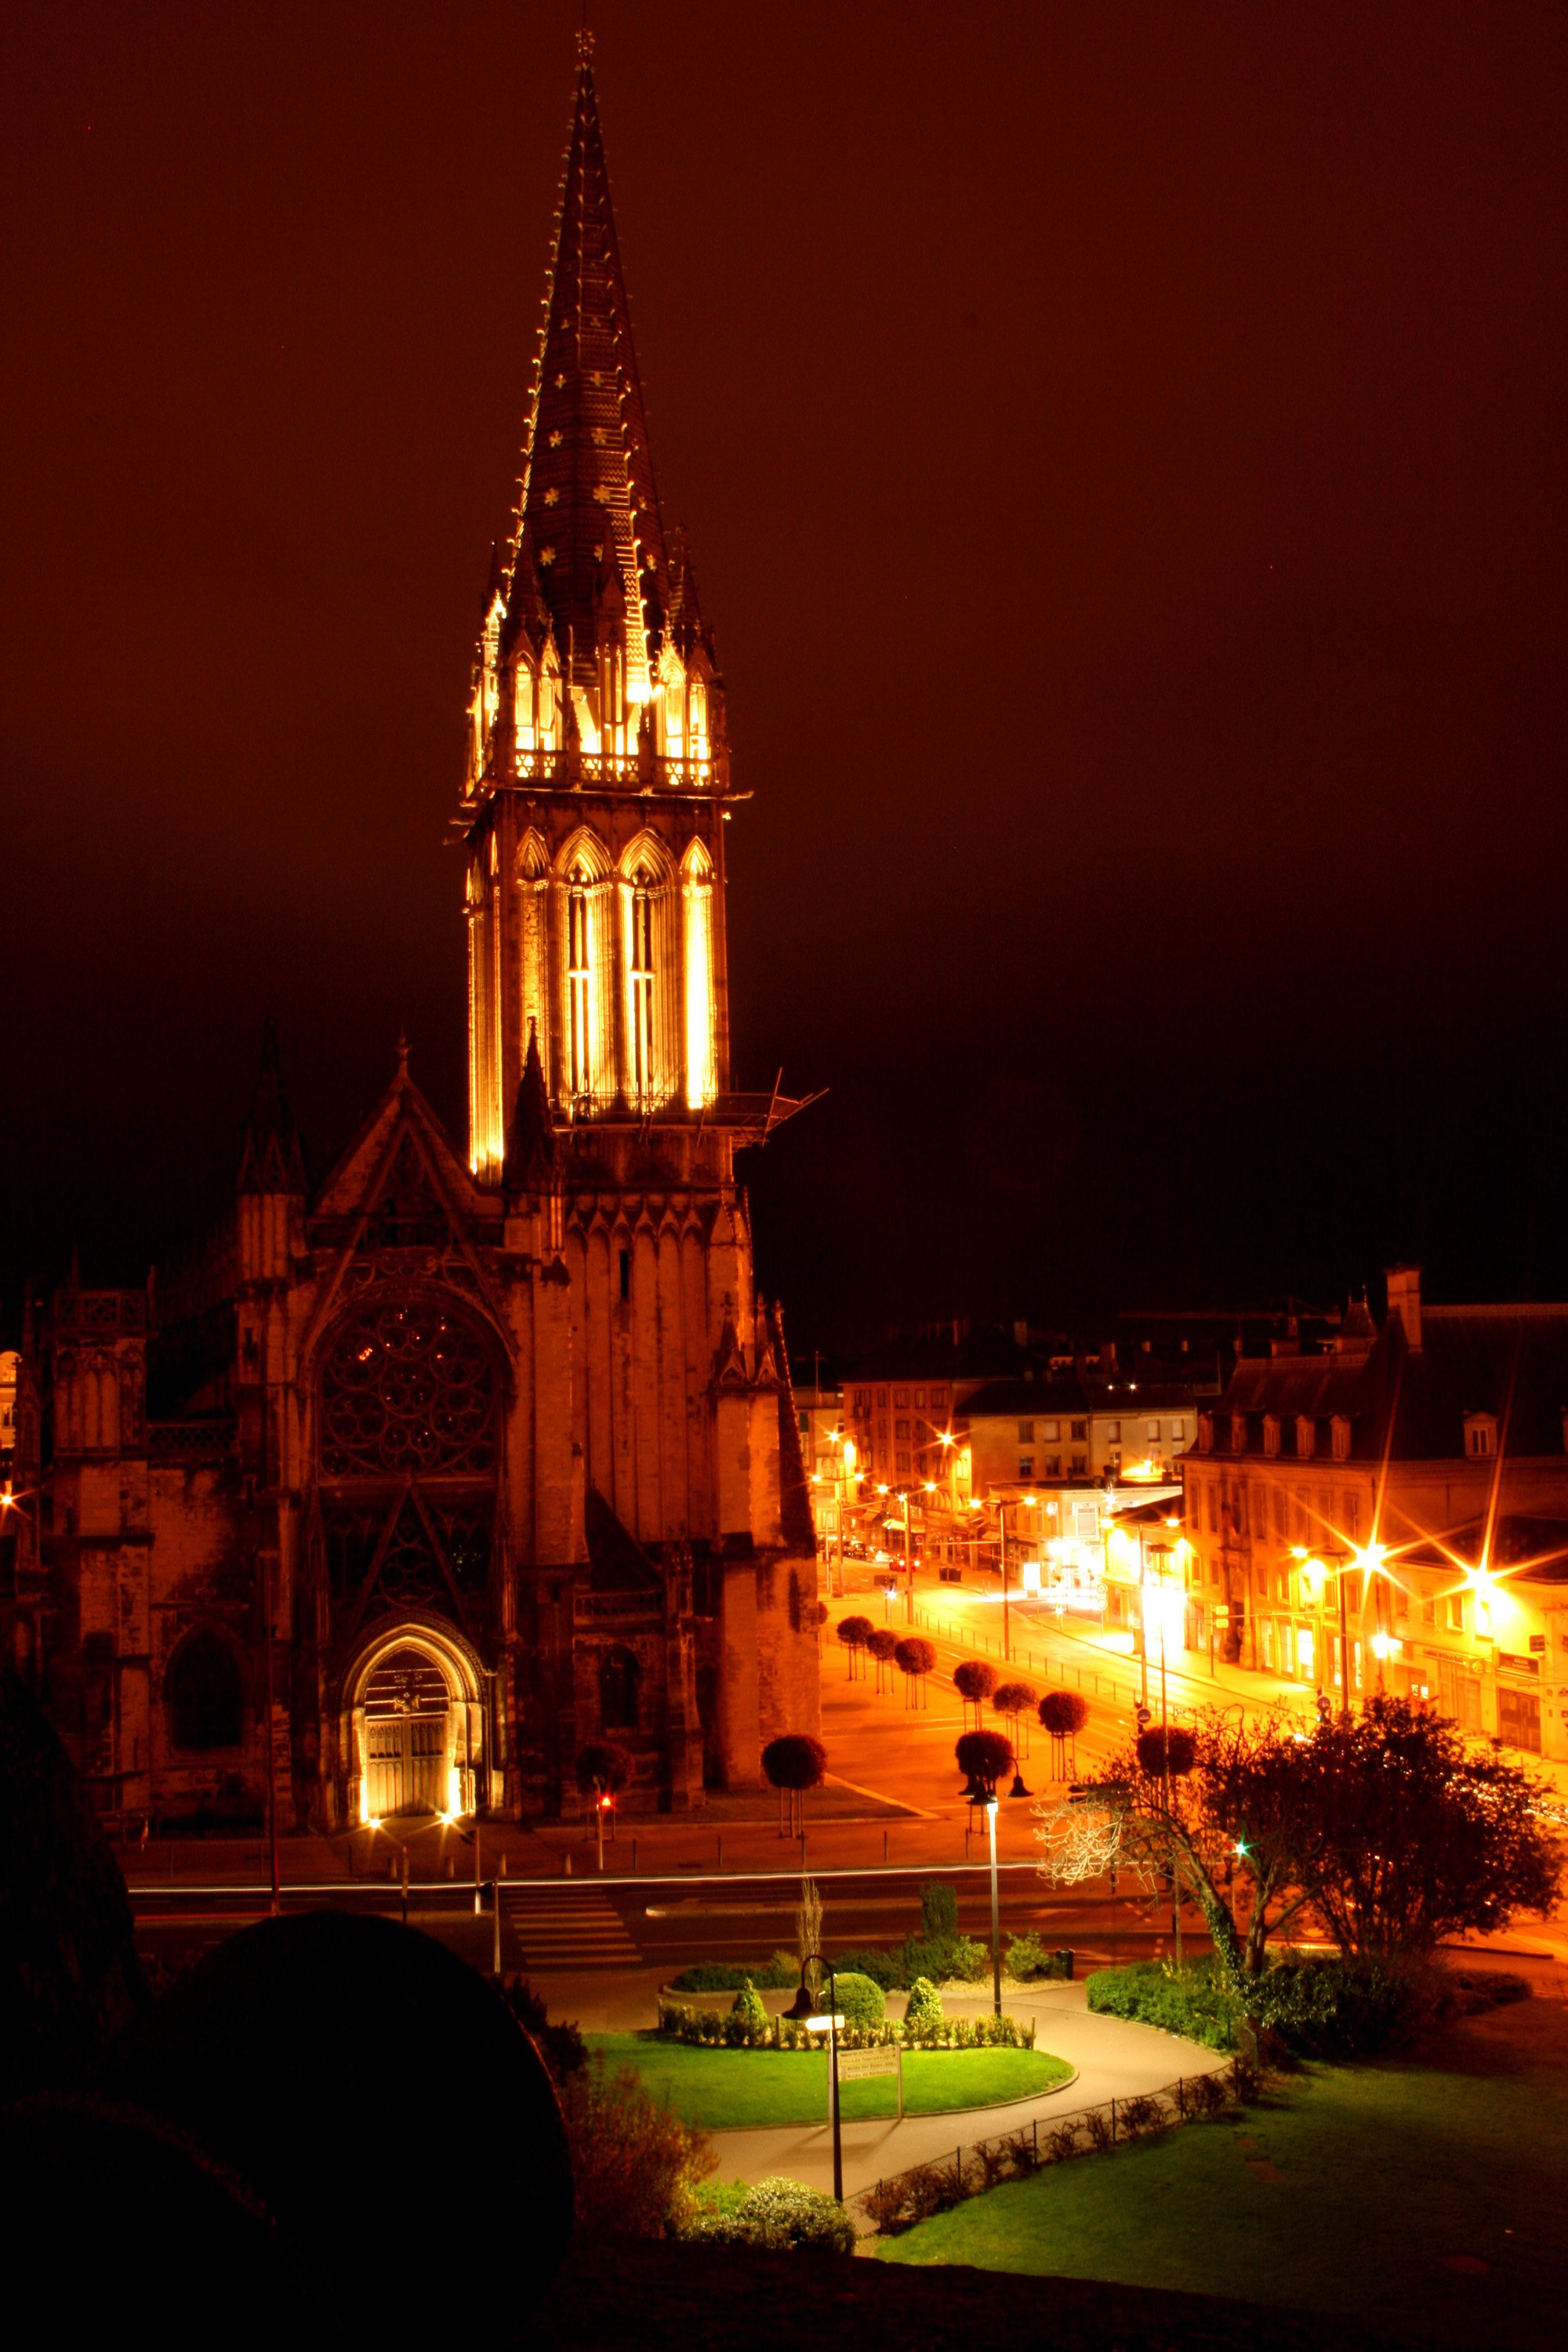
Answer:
[
  {"xmin": 1182, "ymin": 1267, "xmax": 1568, "ymax": 1755},
  {"xmin": 0, "ymin": 37, "xmax": 819, "ymax": 1828}
]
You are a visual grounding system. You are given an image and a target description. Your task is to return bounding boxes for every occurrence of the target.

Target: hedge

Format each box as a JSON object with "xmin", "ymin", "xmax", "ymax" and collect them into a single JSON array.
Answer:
[
  {"xmin": 656, "ymin": 1999, "xmax": 1035, "ymax": 2052},
  {"xmin": 1086, "ymin": 1954, "xmax": 1532, "ymax": 2059},
  {"xmin": 666, "ymin": 1954, "xmax": 799, "ymax": 1994},
  {"xmin": 686, "ymin": 2176, "xmax": 855, "ymax": 2256}
]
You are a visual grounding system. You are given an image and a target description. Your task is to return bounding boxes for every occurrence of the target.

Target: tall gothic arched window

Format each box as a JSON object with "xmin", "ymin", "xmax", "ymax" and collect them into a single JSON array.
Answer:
[
  {"xmin": 567, "ymin": 861, "xmax": 593, "ymax": 1102},
  {"xmin": 600, "ymin": 1644, "xmax": 641, "ymax": 1732}
]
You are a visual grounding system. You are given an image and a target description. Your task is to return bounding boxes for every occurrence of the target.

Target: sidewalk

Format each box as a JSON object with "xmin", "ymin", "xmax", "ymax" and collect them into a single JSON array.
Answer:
[{"xmin": 708, "ymin": 1983, "xmax": 1226, "ymax": 2199}]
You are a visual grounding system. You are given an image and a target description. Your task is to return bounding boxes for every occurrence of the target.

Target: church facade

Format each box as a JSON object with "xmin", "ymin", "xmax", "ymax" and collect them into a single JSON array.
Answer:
[{"xmin": 0, "ymin": 38, "xmax": 821, "ymax": 1831}]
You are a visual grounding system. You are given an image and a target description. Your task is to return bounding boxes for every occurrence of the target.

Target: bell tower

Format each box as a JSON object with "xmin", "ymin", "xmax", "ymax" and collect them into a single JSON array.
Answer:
[{"xmin": 460, "ymin": 32, "xmax": 731, "ymax": 1162}]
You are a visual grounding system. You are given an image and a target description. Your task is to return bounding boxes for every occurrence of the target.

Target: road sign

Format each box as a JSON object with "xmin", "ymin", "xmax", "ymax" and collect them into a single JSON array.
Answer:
[{"xmin": 837, "ymin": 2043, "xmax": 903, "ymax": 2116}]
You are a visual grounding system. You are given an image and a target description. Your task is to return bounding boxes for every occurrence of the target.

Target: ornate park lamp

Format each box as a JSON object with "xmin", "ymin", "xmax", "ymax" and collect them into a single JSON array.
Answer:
[{"xmin": 785, "ymin": 1954, "xmax": 846, "ymax": 2201}]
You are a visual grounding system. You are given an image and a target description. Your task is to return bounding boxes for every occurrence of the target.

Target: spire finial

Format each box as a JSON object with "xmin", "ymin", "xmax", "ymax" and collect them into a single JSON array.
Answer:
[
  {"xmin": 576, "ymin": 22, "xmax": 594, "ymax": 64},
  {"xmin": 397, "ymin": 1029, "xmax": 410, "ymax": 1078}
]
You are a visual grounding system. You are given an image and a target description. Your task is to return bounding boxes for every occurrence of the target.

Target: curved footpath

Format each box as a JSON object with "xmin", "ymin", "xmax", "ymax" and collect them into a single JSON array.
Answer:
[{"xmin": 710, "ymin": 1981, "xmax": 1226, "ymax": 2199}]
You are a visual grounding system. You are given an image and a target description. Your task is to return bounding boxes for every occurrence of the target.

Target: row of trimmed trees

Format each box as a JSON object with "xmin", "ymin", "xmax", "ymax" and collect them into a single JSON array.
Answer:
[{"xmin": 837, "ymin": 1617, "xmax": 938, "ymax": 1708}]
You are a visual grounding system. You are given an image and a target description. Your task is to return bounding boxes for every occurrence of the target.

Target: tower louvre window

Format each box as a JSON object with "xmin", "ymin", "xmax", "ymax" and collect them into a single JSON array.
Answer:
[
  {"xmin": 630, "ymin": 866, "xmax": 655, "ymax": 1103},
  {"xmin": 568, "ymin": 865, "xmax": 593, "ymax": 1100}
]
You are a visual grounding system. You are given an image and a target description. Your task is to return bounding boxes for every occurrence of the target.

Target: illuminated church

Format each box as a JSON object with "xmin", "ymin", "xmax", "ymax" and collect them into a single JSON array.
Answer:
[{"xmin": 1, "ymin": 38, "xmax": 820, "ymax": 1830}]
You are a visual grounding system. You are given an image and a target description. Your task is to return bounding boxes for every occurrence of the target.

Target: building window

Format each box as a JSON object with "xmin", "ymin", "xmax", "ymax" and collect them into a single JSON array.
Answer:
[
  {"xmin": 1295, "ymin": 1417, "xmax": 1316, "ymax": 1461},
  {"xmin": 1207, "ymin": 1485, "xmax": 1219, "ymax": 1534},
  {"xmin": 895, "ymin": 1388, "xmax": 909, "ymax": 1408},
  {"xmin": 895, "ymin": 1450, "xmax": 912, "ymax": 1475},
  {"xmin": 895, "ymin": 1418, "xmax": 909, "ymax": 1439},
  {"xmin": 567, "ymin": 864, "xmax": 593, "ymax": 1099},
  {"xmin": 600, "ymin": 1645, "xmax": 641, "ymax": 1732},
  {"xmin": 1330, "ymin": 1416, "xmax": 1351, "ymax": 1461},
  {"xmin": 1045, "ymin": 1454, "xmax": 1062, "ymax": 1475},
  {"xmin": 1105, "ymin": 1420, "xmax": 1121, "ymax": 1442},
  {"xmin": 913, "ymin": 1388, "xmax": 925, "ymax": 1408},
  {"xmin": 1041, "ymin": 1419, "xmax": 1060, "ymax": 1442},
  {"xmin": 167, "ymin": 1631, "xmax": 243, "ymax": 1752},
  {"xmin": 1018, "ymin": 1457, "xmax": 1034, "ymax": 1479},
  {"xmin": 876, "ymin": 1388, "xmax": 887, "ymax": 1408},
  {"xmin": 1070, "ymin": 1421, "xmax": 1087, "ymax": 1443},
  {"xmin": 1230, "ymin": 1416, "xmax": 1247, "ymax": 1454},
  {"xmin": 1070, "ymin": 1454, "xmax": 1087, "ymax": 1473},
  {"xmin": 1145, "ymin": 1420, "xmax": 1161, "ymax": 1443},
  {"xmin": 1263, "ymin": 1416, "xmax": 1280, "ymax": 1458},
  {"xmin": 1018, "ymin": 1420, "xmax": 1035, "ymax": 1443},
  {"xmin": 1446, "ymin": 1595, "xmax": 1465, "ymax": 1632},
  {"xmin": 1171, "ymin": 1419, "xmax": 1187, "ymax": 1443},
  {"xmin": 1465, "ymin": 1414, "xmax": 1497, "ymax": 1459}
]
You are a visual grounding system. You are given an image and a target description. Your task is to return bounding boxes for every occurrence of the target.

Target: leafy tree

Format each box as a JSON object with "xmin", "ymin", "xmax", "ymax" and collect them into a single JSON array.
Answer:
[
  {"xmin": 955, "ymin": 1727, "xmax": 1013, "ymax": 1798},
  {"xmin": 1036, "ymin": 1706, "xmax": 1319, "ymax": 1980},
  {"xmin": 953, "ymin": 1660, "xmax": 997, "ymax": 1726},
  {"xmin": 762, "ymin": 1733, "xmax": 827, "ymax": 1838},
  {"xmin": 920, "ymin": 1880, "xmax": 959, "ymax": 1938},
  {"xmin": 893, "ymin": 1635, "xmax": 936, "ymax": 1708},
  {"xmin": 1293, "ymin": 1697, "xmax": 1563, "ymax": 1958},
  {"xmin": 1136, "ymin": 1725, "xmax": 1197, "ymax": 1779},
  {"xmin": 835, "ymin": 1615, "xmax": 874, "ymax": 1679}
]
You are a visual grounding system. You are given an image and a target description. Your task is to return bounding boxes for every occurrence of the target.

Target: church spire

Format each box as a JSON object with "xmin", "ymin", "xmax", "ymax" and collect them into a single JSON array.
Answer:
[
  {"xmin": 238, "ymin": 1018, "xmax": 307, "ymax": 1196},
  {"xmin": 503, "ymin": 31, "xmax": 670, "ymax": 695}
]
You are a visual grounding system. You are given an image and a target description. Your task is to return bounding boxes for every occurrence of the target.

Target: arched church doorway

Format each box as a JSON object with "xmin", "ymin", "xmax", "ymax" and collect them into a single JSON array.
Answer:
[{"xmin": 362, "ymin": 1649, "xmax": 452, "ymax": 1817}]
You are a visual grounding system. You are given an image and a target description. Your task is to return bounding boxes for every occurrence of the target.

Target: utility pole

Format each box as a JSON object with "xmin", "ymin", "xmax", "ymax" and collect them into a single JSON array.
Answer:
[
  {"xmin": 999, "ymin": 1499, "xmax": 1010, "ymax": 1664},
  {"xmin": 987, "ymin": 1796, "xmax": 1002, "ymax": 2016},
  {"xmin": 263, "ymin": 1552, "xmax": 281, "ymax": 1918}
]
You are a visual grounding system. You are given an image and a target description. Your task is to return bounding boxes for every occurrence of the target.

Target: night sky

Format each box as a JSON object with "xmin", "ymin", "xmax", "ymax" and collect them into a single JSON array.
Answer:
[{"xmin": 5, "ymin": 2, "xmax": 1567, "ymax": 1349}]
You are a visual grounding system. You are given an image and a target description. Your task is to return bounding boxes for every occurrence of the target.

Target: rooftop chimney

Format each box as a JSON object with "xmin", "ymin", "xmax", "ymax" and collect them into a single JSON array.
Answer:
[{"xmin": 1385, "ymin": 1265, "xmax": 1423, "ymax": 1352}]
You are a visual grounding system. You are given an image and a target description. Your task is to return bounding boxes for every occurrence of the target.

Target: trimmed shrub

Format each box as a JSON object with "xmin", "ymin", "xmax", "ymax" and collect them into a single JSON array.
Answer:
[
  {"xmin": 1039, "ymin": 1690, "xmax": 1089, "ymax": 1736},
  {"xmin": 730, "ymin": 1979, "xmax": 768, "ymax": 2031},
  {"xmin": 560, "ymin": 2055, "xmax": 716, "ymax": 2238},
  {"xmin": 833, "ymin": 1971, "xmax": 885, "ymax": 2030},
  {"xmin": 761, "ymin": 1733, "xmax": 827, "ymax": 1791},
  {"xmin": 953, "ymin": 1661, "xmax": 998, "ymax": 1707},
  {"xmin": 993, "ymin": 1680, "xmax": 1037, "ymax": 1719},
  {"xmin": 828, "ymin": 1944, "xmax": 901, "ymax": 1991},
  {"xmin": 1134, "ymin": 1724, "xmax": 1198, "ymax": 1778},
  {"xmin": 903, "ymin": 1976, "xmax": 943, "ymax": 2033},
  {"xmin": 955, "ymin": 1727, "xmax": 1013, "ymax": 1792}
]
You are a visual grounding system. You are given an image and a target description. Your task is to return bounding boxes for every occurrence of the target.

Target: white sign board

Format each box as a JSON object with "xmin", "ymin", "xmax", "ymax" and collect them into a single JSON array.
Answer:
[{"xmin": 837, "ymin": 2046, "xmax": 901, "ymax": 2081}]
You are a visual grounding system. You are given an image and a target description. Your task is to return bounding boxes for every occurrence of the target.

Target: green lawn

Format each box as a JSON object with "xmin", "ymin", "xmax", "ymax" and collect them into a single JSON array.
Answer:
[
  {"xmin": 880, "ymin": 2057, "xmax": 1568, "ymax": 2352},
  {"xmin": 585, "ymin": 2033, "xmax": 1073, "ymax": 2128}
]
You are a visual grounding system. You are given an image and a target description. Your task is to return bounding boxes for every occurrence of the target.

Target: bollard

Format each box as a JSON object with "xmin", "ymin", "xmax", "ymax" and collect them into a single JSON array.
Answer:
[
  {"xmin": 883, "ymin": 1828, "xmax": 889, "ymax": 1866},
  {"xmin": 564, "ymin": 1851, "xmax": 572, "ymax": 1878},
  {"xmin": 499, "ymin": 1853, "xmax": 508, "ymax": 1878},
  {"xmin": 717, "ymin": 1833, "xmax": 723, "ymax": 1871},
  {"xmin": 632, "ymin": 1836, "xmax": 638, "ymax": 1873}
]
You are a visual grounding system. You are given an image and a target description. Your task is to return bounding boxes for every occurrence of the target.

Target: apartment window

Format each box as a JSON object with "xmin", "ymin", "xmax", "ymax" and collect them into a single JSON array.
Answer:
[
  {"xmin": 1105, "ymin": 1420, "xmax": 1121, "ymax": 1443},
  {"xmin": 1171, "ymin": 1419, "xmax": 1187, "ymax": 1443},
  {"xmin": 1330, "ymin": 1415, "xmax": 1350, "ymax": 1462},
  {"xmin": 1070, "ymin": 1421, "xmax": 1087, "ymax": 1443},
  {"xmin": 1465, "ymin": 1414, "xmax": 1497, "ymax": 1459},
  {"xmin": 894, "ymin": 1418, "xmax": 909, "ymax": 1440},
  {"xmin": 1044, "ymin": 1454, "xmax": 1062, "ymax": 1475},
  {"xmin": 1230, "ymin": 1415, "xmax": 1247, "ymax": 1454},
  {"xmin": 1018, "ymin": 1420, "xmax": 1035, "ymax": 1443},
  {"xmin": 876, "ymin": 1388, "xmax": 887, "ymax": 1408},
  {"xmin": 1295, "ymin": 1416, "xmax": 1316, "ymax": 1461},
  {"xmin": 1421, "ymin": 1599, "xmax": 1436, "ymax": 1626},
  {"xmin": 1446, "ymin": 1595, "xmax": 1465, "ymax": 1632},
  {"xmin": 1070, "ymin": 1454, "xmax": 1087, "ymax": 1473},
  {"xmin": 1109, "ymin": 1447, "xmax": 1122, "ymax": 1469},
  {"xmin": 1207, "ymin": 1485, "xmax": 1219, "ymax": 1535},
  {"xmin": 895, "ymin": 1450, "xmax": 912, "ymax": 1474},
  {"xmin": 1145, "ymin": 1420, "xmax": 1161, "ymax": 1443},
  {"xmin": 1344, "ymin": 1492, "xmax": 1360, "ymax": 1542},
  {"xmin": 1018, "ymin": 1457, "xmax": 1034, "ymax": 1479},
  {"xmin": 1041, "ymin": 1419, "xmax": 1060, "ymax": 1442},
  {"xmin": 1263, "ymin": 1415, "xmax": 1280, "ymax": 1458},
  {"xmin": 913, "ymin": 1388, "xmax": 925, "ymax": 1408}
]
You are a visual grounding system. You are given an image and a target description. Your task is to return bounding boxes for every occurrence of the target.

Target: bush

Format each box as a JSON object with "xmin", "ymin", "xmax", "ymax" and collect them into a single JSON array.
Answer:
[
  {"xmin": 1449, "ymin": 1968, "xmax": 1532, "ymax": 2013},
  {"xmin": 829, "ymin": 1945, "xmax": 902, "ymax": 1991},
  {"xmin": 1083, "ymin": 2104, "xmax": 1116, "ymax": 2151},
  {"xmin": 953, "ymin": 1661, "xmax": 997, "ymax": 1707},
  {"xmin": 560, "ymin": 2056, "xmax": 716, "ymax": 2238},
  {"xmin": 730, "ymin": 1979, "xmax": 768, "ymax": 2031},
  {"xmin": 1005, "ymin": 1932, "xmax": 1072, "ymax": 1982},
  {"xmin": 833, "ymin": 1971, "xmax": 885, "ymax": 2029},
  {"xmin": 1001, "ymin": 2125, "xmax": 1044, "ymax": 2176},
  {"xmin": 956, "ymin": 1727, "xmax": 1014, "ymax": 1791},
  {"xmin": 903, "ymin": 1976, "xmax": 943, "ymax": 2032},
  {"xmin": 1040, "ymin": 1690, "xmax": 1089, "ymax": 1737},
  {"xmin": 1134, "ymin": 1725, "xmax": 1197, "ymax": 1778},
  {"xmin": 497, "ymin": 1976, "xmax": 588, "ymax": 2083},
  {"xmin": 900, "ymin": 1931, "xmax": 989, "ymax": 1987},
  {"xmin": 688, "ymin": 2175, "xmax": 855, "ymax": 2255},
  {"xmin": 1043, "ymin": 2118, "xmax": 1082, "ymax": 2162},
  {"xmin": 1116, "ymin": 2093, "xmax": 1168, "ymax": 2139},
  {"xmin": 1086, "ymin": 1958, "xmax": 1242, "ymax": 2051},
  {"xmin": 761, "ymin": 1733, "xmax": 827, "ymax": 1791}
]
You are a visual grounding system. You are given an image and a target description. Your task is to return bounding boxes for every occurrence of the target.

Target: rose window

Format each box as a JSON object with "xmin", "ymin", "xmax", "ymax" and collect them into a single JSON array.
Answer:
[{"xmin": 321, "ymin": 1300, "xmax": 496, "ymax": 1478}]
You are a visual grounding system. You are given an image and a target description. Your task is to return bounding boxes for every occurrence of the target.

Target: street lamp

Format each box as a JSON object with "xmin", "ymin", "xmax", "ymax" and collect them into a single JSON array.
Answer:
[{"xmin": 785, "ymin": 1955, "xmax": 846, "ymax": 2201}]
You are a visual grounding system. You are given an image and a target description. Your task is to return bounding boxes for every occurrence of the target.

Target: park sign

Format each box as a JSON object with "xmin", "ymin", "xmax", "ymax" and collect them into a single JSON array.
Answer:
[{"xmin": 837, "ymin": 2043, "xmax": 904, "ymax": 2118}]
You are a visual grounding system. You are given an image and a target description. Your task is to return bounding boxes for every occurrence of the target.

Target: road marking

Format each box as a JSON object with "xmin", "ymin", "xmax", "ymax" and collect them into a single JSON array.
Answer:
[{"xmin": 506, "ymin": 1886, "xmax": 643, "ymax": 1969}]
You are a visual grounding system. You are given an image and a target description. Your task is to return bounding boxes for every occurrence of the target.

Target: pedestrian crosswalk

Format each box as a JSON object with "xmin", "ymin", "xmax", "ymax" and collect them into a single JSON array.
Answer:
[{"xmin": 504, "ymin": 1884, "xmax": 643, "ymax": 1969}]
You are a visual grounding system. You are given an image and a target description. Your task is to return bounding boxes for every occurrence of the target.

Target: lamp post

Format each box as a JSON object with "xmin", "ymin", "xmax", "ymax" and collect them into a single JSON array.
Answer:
[
  {"xmin": 902, "ymin": 1490, "xmax": 914, "ymax": 1622},
  {"xmin": 997, "ymin": 1498, "xmax": 1010, "ymax": 1664},
  {"xmin": 786, "ymin": 1955, "xmax": 845, "ymax": 2201},
  {"xmin": 987, "ymin": 1795, "xmax": 1002, "ymax": 2016}
]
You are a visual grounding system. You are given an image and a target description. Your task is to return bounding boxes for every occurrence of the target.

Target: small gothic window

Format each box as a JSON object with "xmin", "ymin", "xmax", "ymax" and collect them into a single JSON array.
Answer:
[
  {"xmin": 630, "ymin": 865, "xmax": 655, "ymax": 1102},
  {"xmin": 600, "ymin": 1646, "xmax": 641, "ymax": 1732},
  {"xmin": 168, "ymin": 1630, "xmax": 242, "ymax": 1751}
]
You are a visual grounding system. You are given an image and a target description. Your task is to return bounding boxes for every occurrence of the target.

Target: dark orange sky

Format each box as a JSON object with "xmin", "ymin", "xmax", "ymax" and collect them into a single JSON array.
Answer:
[{"xmin": 4, "ymin": 2, "xmax": 1566, "ymax": 1342}]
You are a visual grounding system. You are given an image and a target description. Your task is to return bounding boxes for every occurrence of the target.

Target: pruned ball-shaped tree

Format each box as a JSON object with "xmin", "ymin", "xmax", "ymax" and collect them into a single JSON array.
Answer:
[
  {"xmin": 763, "ymin": 1732, "xmax": 828, "ymax": 1838},
  {"xmin": 865, "ymin": 1625, "xmax": 899, "ymax": 1693},
  {"xmin": 836, "ymin": 1615, "xmax": 875, "ymax": 1679},
  {"xmin": 1040, "ymin": 1690, "xmax": 1090, "ymax": 1736},
  {"xmin": 955, "ymin": 1727, "xmax": 1014, "ymax": 1798},
  {"xmin": 731, "ymin": 1978, "xmax": 769, "ymax": 2032},
  {"xmin": 993, "ymin": 1679, "xmax": 1037, "ymax": 1719},
  {"xmin": 953, "ymin": 1659, "xmax": 998, "ymax": 1706},
  {"xmin": 575, "ymin": 1740, "xmax": 633, "ymax": 1798},
  {"xmin": 1136, "ymin": 1725, "xmax": 1198, "ymax": 1779},
  {"xmin": 893, "ymin": 1636, "xmax": 937, "ymax": 1710}
]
